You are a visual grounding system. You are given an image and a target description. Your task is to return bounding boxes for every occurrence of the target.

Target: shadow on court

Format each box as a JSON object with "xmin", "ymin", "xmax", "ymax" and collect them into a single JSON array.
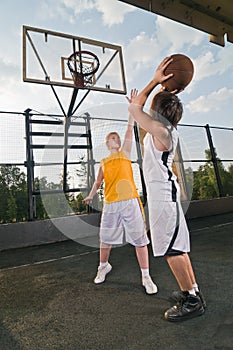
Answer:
[{"xmin": 0, "ymin": 213, "xmax": 232, "ymax": 350}]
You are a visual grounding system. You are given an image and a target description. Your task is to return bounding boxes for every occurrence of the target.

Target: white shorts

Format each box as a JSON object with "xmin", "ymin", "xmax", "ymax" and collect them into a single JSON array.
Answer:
[
  {"xmin": 148, "ymin": 200, "xmax": 190, "ymax": 257},
  {"xmin": 99, "ymin": 198, "xmax": 149, "ymax": 246}
]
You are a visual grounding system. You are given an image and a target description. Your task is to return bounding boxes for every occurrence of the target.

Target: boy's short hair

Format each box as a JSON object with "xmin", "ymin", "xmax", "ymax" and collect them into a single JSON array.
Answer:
[
  {"xmin": 105, "ymin": 132, "xmax": 121, "ymax": 142},
  {"xmin": 150, "ymin": 91, "xmax": 183, "ymax": 127}
]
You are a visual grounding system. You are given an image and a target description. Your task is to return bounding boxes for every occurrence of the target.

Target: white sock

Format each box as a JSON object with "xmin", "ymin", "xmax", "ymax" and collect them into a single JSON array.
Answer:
[
  {"xmin": 188, "ymin": 288, "xmax": 196, "ymax": 296},
  {"xmin": 99, "ymin": 262, "xmax": 108, "ymax": 269},
  {"xmin": 193, "ymin": 283, "xmax": 199, "ymax": 292},
  {"xmin": 141, "ymin": 268, "xmax": 149, "ymax": 277}
]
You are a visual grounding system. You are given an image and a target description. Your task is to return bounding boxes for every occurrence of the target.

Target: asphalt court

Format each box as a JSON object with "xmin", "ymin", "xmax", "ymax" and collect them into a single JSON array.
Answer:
[{"xmin": 0, "ymin": 212, "xmax": 232, "ymax": 350}]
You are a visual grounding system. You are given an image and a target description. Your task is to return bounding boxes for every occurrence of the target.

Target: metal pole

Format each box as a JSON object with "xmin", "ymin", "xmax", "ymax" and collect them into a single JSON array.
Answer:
[
  {"xmin": 24, "ymin": 108, "xmax": 35, "ymax": 220},
  {"xmin": 175, "ymin": 140, "xmax": 189, "ymax": 200},
  {"xmin": 85, "ymin": 113, "xmax": 95, "ymax": 188},
  {"xmin": 85, "ymin": 113, "xmax": 96, "ymax": 213},
  {"xmin": 63, "ymin": 89, "xmax": 79, "ymax": 192},
  {"xmin": 205, "ymin": 124, "xmax": 224, "ymax": 197},
  {"xmin": 133, "ymin": 123, "xmax": 147, "ymax": 205}
]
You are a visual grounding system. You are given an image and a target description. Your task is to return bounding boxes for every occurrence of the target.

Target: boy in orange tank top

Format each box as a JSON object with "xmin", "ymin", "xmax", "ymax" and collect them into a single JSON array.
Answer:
[{"xmin": 83, "ymin": 90, "xmax": 157, "ymax": 294}]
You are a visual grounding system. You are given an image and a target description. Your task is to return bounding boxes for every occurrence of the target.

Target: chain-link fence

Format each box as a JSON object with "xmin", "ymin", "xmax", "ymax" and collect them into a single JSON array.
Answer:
[{"xmin": 0, "ymin": 109, "xmax": 232, "ymax": 223}]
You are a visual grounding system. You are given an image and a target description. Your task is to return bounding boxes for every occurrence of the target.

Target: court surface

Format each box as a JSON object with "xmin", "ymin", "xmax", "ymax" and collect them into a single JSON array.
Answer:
[{"xmin": 0, "ymin": 212, "xmax": 232, "ymax": 350}]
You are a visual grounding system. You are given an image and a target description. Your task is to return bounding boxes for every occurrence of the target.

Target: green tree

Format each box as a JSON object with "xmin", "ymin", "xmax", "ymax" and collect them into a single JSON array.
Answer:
[
  {"xmin": 37, "ymin": 176, "xmax": 72, "ymax": 218},
  {"xmin": 70, "ymin": 193, "xmax": 87, "ymax": 214},
  {"xmin": 76, "ymin": 155, "xmax": 88, "ymax": 188},
  {"xmin": 192, "ymin": 149, "xmax": 233, "ymax": 200},
  {"xmin": 6, "ymin": 192, "xmax": 17, "ymax": 222},
  {"xmin": 14, "ymin": 172, "xmax": 28, "ymax": 221},
  {"xmin": 0, "ymin": 177, "xmax": 9, "ymax": 222},
  {"xmin": 221, "ymin": 163, "xmax": 233, "ymax": 196},
  {"xmin": 0, "ymin": 165, "xmax": 28, "ymax": 223},
  {"xmin": 34, "ymin": 177, "xmax": 49, "ymax": 219}
]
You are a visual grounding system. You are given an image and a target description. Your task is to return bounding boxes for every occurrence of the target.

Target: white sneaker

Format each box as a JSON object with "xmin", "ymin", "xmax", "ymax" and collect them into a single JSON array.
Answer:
[
  {"xmin": 94, "ymin": 263, "xmax": 112, "ymax": 284},
  {"xmin": 142, "ymin": 275, "xmax": 158, "ymax": 294}
]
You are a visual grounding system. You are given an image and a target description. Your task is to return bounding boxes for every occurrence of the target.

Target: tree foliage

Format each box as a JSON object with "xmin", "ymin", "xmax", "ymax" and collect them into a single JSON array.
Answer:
[
  {"xmin": 1, "ymin": 149, "xmax": 232, "ymax": 223},
  {"xmin": 192, "ymin": 149, "xmax": 233, "ymax": 200},
  {"xmin": 0, "ymin": 165, "xmax": 88, "ymax": 223},
  {"xmin": 0, "ymin": 166, "xmax": 27, "ymax": 222}
]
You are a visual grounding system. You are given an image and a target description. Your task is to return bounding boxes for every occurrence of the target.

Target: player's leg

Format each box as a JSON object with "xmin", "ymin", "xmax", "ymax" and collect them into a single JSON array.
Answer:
[
  {"xmin": 94, "ymin": 203, "xmax": 118, "ymax": 284},
  {"xmin": 135, "ymin": 245, "xmax": 148, "ymax": 269},
  {"xmin": 123, "ymin": 198, "xmax": 157, "ymax": 294},
  {"xmin": 94, "ymin": 242, "xmax": 112, "ymax": 284},
  {"xmin": 135, "ymin": 245, "xmax": 158, "ymax": 294},
  {"xmin": 166, "ymin": 254, "xmax": 193, "ymax": 291},
  {"xmin": 171, "ymin": 253, "xmax": 206, "ymax": 308},
  {"xmin": 184, "ymin": 253, "xmax": 196, "ymax": 284},
  {"xmin": 164, "ymin": 253, "xmax": 204, "ymax": 321},
  {"xmin": 99, "ymin": 242, "xmax": 112, "ymax": 263}
]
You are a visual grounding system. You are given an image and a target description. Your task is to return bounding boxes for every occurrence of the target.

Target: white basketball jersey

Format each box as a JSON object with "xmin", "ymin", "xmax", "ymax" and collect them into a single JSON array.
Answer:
[
  {"xmin": 142, "ymin": 127, "xmax": 190, "ymax": 256},
  {"xmin": 143, "ymin": 127, "xmax": 179, "ymax": 202}
]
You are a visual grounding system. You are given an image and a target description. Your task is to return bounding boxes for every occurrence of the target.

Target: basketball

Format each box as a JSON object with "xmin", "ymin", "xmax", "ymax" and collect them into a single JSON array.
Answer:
[{"xmin": 162, "ymin": 54, "xmax": 194, "ymax": 93}]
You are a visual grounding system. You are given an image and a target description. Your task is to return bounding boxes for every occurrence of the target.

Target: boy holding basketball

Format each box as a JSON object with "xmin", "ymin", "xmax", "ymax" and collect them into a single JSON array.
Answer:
[
  {"xmin": 83, "ymin": 90, "xmax": 157, "ymax": 295},
  {"xmin": 128, "ymin": 56, "xmax": 206, "ymax": 322}
]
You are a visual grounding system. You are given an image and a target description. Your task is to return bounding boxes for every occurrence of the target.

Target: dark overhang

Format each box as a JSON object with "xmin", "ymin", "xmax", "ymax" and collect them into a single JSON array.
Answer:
[{"xmin": 119, "ymin": 0, "xmax": 233, "ymax": 46}]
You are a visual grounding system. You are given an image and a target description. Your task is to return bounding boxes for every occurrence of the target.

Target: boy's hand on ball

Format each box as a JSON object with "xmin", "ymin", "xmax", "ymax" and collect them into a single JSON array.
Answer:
[{"xmin": 153, "ymin": 56, "xmax": 174, "ymax": 84}]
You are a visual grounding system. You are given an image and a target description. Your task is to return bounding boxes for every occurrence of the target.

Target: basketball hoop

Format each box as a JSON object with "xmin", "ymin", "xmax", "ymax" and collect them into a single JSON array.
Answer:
[
  {"xmin": 72, "ymin": 72, "xmax": 85, "ymax": 88},
  {"xmin": 67, "ymin": 51, "xmax": 100, "ymax": 88}
]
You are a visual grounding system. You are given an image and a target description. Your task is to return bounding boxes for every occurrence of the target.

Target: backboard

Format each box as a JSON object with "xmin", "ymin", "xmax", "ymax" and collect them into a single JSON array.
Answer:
[{"xmin": 22, "ymin": 25, "xmax": 127, "ymax": 94}]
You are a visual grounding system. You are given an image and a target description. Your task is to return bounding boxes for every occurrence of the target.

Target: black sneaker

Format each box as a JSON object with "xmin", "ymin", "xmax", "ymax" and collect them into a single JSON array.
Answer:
[
  {"xmin": 171, "ymin": 290, "xmax": 207, "ymax": 309},
  {"xmin": 164, "ymin": 294, "xmax": 205, "ymax": 322}
]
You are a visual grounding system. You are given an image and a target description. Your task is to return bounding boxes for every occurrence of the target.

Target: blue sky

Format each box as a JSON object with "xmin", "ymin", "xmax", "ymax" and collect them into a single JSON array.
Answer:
[{"xmin": 0, "ymin": 0, "xmax": 233, "ymax": 127}]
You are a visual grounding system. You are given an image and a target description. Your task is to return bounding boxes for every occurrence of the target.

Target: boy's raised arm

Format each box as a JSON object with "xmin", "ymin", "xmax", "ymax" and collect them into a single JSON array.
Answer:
[
  {"xmin": 128, "ymin": 57, "xmax": 175, "ymax": 150},
  {"xmin": 121, "ymin": 113, "xmax": 134, "ymax": 157},
  {"xmin": 122, "ymin": 89, "xmax": 139, "ymax": 157}
]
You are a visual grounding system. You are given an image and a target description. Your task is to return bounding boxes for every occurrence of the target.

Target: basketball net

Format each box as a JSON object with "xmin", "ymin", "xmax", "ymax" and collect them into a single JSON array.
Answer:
[{"xmin": 72, "ymin": 72, "xmax": 85, "ymax": 88}]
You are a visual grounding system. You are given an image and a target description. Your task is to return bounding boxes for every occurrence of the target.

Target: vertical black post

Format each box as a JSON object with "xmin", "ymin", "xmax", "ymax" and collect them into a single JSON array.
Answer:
[
  {"xmin": 63, "ymin": 89, "xmax": 79, "ymax": 192},
  {"xmin": 205, "ymin": 124, "xmax": 224, "ymax": 197},
  {"xmin": 63, "ymin": 116, "xmax": 70, "ymax": 192},
  {"xmin": 24, "ymin": 108, "xmax": 35, "ymax": 220},
  {"xmin": 85, "ymin": 113, "xmax": 95, "ymax": 188},
  {"xmin": 85, "ymin": 112, "xmax": 96, "ymax": 213},
  {"xmin": 175, "ymin": 140, "xmax": 189, "ymax": 200},
  {"xmin": 133, "ymin": 123, "xmax": 147, "ymax": 205}
]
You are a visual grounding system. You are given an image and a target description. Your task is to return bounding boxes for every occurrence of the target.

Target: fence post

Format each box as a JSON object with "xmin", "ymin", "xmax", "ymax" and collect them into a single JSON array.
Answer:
[
  {"xmin": 205, "ymin": 124, "xmax": 224, "ymax": 197},
  {"xmin": 24, "ymin": 108, "xmax": 36, "ymax": 220},
  {"xmin": 85, "ymin": 112, "xmax": 96, "ymax": 213},
  {"xmin": 133, "ymin": 123, "xmax": 147, "ymax": 205},
  {"xmin": 174, "ymin": 140, "xmax": 190, "ymax": 201}
]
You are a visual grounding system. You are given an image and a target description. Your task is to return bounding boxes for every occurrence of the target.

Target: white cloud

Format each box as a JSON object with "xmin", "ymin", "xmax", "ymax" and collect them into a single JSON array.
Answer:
[
  {"xmin": 123, "ymin": 16, "xmax": 206, "ymax": 84},
  {"xmin": 95, "ymin": 0, "xmax": 135, "ymax": 26},
  {"xmin": 62, "ymin": 0, "xmax": 96, "ymax": 14},
  {"xmin": 124, "ymin": 16, "xmax": 205, "ymax": 68},
  {"xmin": 123, "ymin": 31, "xmax": 162, "ymax": 85},
  {"xmin": 186, "ymin": 88, "xmax": 233, "ymax": 113},
  {"xmin": 38, "ymin": 0, "xmax": 95, "ymax": 23},
  {"xmin": 0, "ymin": 59, "xmax": 19, "ymax": 78},
  {"xmin": 0, "ymin": 79, "xmax": 56, "ymax": 112},
  {"xmin": 125, "ymin": 32, "xmax": 161, "ymax": 67},
  {"xmin": 193, "ymin": 45, "xmax": 233, "ymax": 82},
  {"xmin": 156, "ymin": 16, "xmax": 205, "ymax": 52},
  {"xmin": 60, "ymin": 0, "xmax": 135, "ymax": 26},
  {"xmin": 217, "ymin": 45, "xmax": 233, "ymax": 74},
  {"xmin": 39, "ymin": 0, "xmax": 70, "ymax": 20}
]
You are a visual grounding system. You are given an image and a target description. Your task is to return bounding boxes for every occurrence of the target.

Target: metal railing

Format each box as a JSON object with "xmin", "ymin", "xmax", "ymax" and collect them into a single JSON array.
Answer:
[{"xmin": 0, "ymin": 109, "xmax": 232, "ymax": 222}]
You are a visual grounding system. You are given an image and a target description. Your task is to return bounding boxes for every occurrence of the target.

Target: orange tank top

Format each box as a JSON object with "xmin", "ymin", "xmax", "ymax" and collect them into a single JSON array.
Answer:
[{"xmin": 100, "ymin": 150, "xmax": 139, "ymax": 203}]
